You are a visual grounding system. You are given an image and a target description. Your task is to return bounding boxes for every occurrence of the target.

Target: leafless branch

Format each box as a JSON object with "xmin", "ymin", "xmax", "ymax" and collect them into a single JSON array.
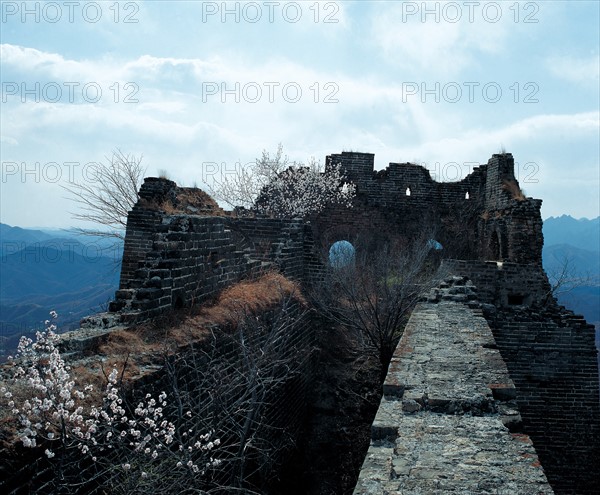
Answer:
[{"xmin": 61, "ymin": 149, "xmax": 146, "ymax": 240}]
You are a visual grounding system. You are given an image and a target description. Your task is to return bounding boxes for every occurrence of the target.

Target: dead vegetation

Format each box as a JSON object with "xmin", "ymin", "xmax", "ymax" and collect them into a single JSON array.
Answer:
[
  {"xmin": 92, "ymin": 272, "xmax": 304, "ymax": 377},
  {"xmin": 502, "ymin": 179, "xmax": 526, "ymax": 201},
  {"xmin": 141, "ymin": 186, "xmax": 225, "ymax": 216}
]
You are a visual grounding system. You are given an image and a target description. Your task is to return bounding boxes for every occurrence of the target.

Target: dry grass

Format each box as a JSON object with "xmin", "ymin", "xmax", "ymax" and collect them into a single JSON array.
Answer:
[
  {"xmin": 169, "ymin": 272, "xmax": 304, "ymax": 342},
  {"xmin": 502, "ymin": 179, "xmax": 526, "ymax": 201},
  {"xmin": 141, "ymin": 187, "xmax": 224, "ymax": 216},
  {"xmin": 98, "ymin": 272, "xmax": 304, "ymax": 363},
  {"xmin": 216, "ymin": 272, "xmax": 305, "ymax": 312}
]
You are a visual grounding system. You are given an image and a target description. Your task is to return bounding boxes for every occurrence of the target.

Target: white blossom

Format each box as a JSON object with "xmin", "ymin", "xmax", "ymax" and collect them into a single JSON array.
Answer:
[
  {"xmin": 209, "ymin": 144, "xmax": 356, "ymax": 217},
  {"xmin": 1, "ymin": 312, "xmax": 221, "ymax": 483}
]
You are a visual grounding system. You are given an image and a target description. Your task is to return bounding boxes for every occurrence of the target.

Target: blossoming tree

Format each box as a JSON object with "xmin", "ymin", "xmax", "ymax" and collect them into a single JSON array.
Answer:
[
  {"xmin": 208, "ymin": 143, "xmax": 356, "ymax": 217},
  {"xmin": 1, "ymin": 313, "xmax": 220, "ymax": 494}
]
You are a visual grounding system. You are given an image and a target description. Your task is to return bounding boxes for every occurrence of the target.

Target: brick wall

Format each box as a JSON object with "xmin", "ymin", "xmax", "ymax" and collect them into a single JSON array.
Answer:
[
  {"xmin": 70, "ymin": 150, "xmax": 596, "ymax": 492},
  {"xmin": 105, "ymin": 178, "xmax": 308, "ymax": 325},
  {"xmin": 489, "ymin": 310, "xmax": 600, "ymax": 494},
  {"xmin": 355, "ymin": 277, "xmax": 555, "ymax": 494},
  {"xmin": 318, "ymin": 151, "xmax": 543, "ymax": 264}
]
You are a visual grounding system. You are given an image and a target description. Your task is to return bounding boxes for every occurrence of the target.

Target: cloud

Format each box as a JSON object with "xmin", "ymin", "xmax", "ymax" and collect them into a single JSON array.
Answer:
[
  {"xmin": 0, "ymin": 135, "xmax": 19, "ymax": 146},
  {"xmin": 547, "ymin": 55, "xmax": 600, "ymax": 88},
  {"xmin": 368, "ymin": 1, "xmax": 510, "ymax": 77}
]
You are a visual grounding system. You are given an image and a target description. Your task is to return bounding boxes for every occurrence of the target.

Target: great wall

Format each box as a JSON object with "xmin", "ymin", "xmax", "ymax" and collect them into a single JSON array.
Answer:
[{"xmin": 1, "ymin": 151, "xmax": 598, "ymax": 494}]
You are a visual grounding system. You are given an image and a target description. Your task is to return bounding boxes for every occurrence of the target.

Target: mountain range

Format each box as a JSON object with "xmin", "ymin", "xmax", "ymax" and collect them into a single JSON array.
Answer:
[
  {"xmin": 0, "ymin": 224, "xmax": 122, "ymax": 359},
  {"xmin": 542, "ymin": 215, "xmax": 600, "ymax": 331}
]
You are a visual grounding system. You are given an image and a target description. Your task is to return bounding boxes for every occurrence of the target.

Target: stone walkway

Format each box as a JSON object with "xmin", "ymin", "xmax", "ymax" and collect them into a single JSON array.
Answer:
[{"xmin": 354, "ymin": 294, "xmax": 554, "ymax": 494}]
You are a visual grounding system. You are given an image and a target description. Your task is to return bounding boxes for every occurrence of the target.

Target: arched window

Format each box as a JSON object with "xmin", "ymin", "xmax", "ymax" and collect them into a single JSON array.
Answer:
[
  {"xmin": 489, "ymin": 231, "xmax": 500, "ymax": 260},
  {"xmin": 426, "ymin": 239, "xmax": 443, "ymax": 251},
  {"xmin": 465, "ymin": 191, "xmax": 470, "ymax": 200},
  {"xmin": 329, "ymin": 240, "xmax": 355, "ymax": 269},
  {"xmin": 405, "ymin": 187, "xmax": 411, "ymax": 196}
]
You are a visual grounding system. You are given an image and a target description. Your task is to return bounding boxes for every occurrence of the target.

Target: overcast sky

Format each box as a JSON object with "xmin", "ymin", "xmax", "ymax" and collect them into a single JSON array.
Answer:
[{"xmin": 1, "ymin": 0, "xmax": 599, "ymax": 229}]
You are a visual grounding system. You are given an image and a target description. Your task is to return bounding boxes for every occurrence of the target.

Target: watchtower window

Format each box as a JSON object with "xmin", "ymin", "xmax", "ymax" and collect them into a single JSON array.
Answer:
[
  {"xmin": 508, "ymin": 294, "xmax": 525, "ymax": 306},
  {"xmin": 329, "ymin": 240, "xmax": 355, "ymax": 269},
  {"xmin": 490, "ymin": 231, "xmax": 500, "ymax": 260},
  {"xmin": 405, "ymin": 187, "xmax": 411, "ymax": 196},
  {"xmin": 465, "ymin": 191, "xmax": 470, "ymax": 199}
]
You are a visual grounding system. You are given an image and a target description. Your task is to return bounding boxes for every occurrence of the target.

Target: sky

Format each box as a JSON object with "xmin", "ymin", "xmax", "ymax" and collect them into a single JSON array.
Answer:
[{"xmin": 1, "ymin": 0, "xmax": 599, "ymax": 229}]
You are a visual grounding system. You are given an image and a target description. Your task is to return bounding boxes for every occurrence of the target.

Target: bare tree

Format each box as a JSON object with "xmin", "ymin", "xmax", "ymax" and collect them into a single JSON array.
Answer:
[
  {"xmin": 161, "ymin": 294, "xmax": 313, "ymax": 494},
  {"xmin": 543, "ymin": 252, "xmax": 599, "ymax": 305},
  {"xmin": 310, "ymin": 235, "xmax": 441, "ymax": 373},
  {"xmin": 207, "ymin": 143, "xmax": 355, "ymax": 217},
  {"xmin": 62, "ymin": 150, "xmax": 146, "ymax": 240},
  {"xmin": 207, "ymin": 143, "xmax": 290, "ymax": 210}
]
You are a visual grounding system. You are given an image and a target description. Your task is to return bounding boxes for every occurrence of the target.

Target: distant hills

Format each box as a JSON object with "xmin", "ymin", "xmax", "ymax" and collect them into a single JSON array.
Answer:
[
  {"xmin": 0, "ymin": 223, "xmax": 122, "ymax": 359},
  {"xmin": 543, "ymin": 216, "xmax": 600, "ymax": 252},
  {"xmin": 542, "ymin": 215, "xmax": 600, "ymax": 331}
]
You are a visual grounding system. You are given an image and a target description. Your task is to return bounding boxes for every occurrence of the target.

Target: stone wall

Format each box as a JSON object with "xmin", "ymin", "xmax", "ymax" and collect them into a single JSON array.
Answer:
[
  {"xmin": 101, "ymin": 150, "xmax": 547, "ymax": 328},
  {"xmin": 487, "ymin": 306, "xmax": 600, "ymax": 494},
  {"xmin": 432, "ymin": 263, "xmax": 599, "ymax": 494},
  {"xmin": 439, "ymin": 259, "xmax": 552, "ymax": 307},
  {"xmin": 100, "ymin": 178, "xmax": 307, "ymax": 326},
  {"xmin": 61, "ymin": 150, "xmax": 598, "ymax": 492}
]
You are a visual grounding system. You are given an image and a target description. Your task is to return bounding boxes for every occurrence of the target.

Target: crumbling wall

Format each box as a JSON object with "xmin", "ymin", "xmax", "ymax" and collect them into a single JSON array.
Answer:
[
  {"xmin": 439, "ymin": 260, "xmax": 551, "ymax": 307},
  {"xmin": 438, "ymin": 261, "xmax": 600, "ymax": 494},
  {"xmin": 105, "ymin": 178, "xmax": 307, "ymax": 325},
  {"xmin": 487, "ymin": 306, "xmax": 600, "ymax": 494},
  {"xmin": 110, "ymin": 151, "xmax": 546, "ymax": 328},
  {"xmin": 78, "ymin": 150, "xmax": 596, "ymax": 493},
  {"xmin": 317, "ymin": 151, "xmax": 542, "ymax": 263}
]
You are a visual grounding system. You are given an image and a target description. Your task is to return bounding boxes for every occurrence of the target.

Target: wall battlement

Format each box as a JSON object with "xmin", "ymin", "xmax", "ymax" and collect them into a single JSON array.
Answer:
[{"xmin": 316, "ymin": 151, "xmax": 543, "ymax": 264}]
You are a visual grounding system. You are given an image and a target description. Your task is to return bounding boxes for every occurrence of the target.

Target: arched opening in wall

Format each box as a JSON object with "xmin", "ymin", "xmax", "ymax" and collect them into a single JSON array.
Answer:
[
  {"xmin": 507, "ymin": 294, "xmax": 525, "ymax": 306},
  {"xmin": 465, "ymin": 191, "xmax": 470, "ymax": 200},
  {"xmin": 489, "ymin": 231, "xmax": 501, "ymax": 260},
  {"xmin": 426, "ymin": 239, "xmax": 443, "ymax": 251},
  {"xmin": 405, "ymin": 187, "xmax": 411, "ymax": 196},
  {"xmin": 329, "ymin": 240, "xmax": 355, "ymax": 269}
]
